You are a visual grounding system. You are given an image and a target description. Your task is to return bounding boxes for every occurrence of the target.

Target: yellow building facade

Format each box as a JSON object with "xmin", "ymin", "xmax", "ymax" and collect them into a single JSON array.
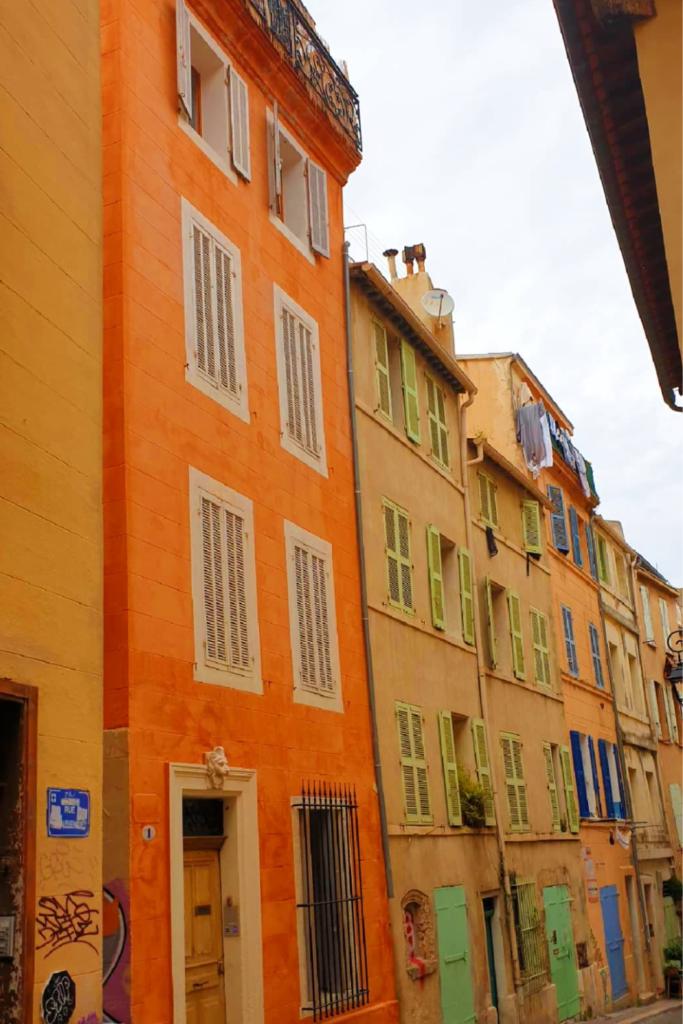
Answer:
[{"xmin": 0, "ymin": 3, "xmax": 103, "ymax": 1023}]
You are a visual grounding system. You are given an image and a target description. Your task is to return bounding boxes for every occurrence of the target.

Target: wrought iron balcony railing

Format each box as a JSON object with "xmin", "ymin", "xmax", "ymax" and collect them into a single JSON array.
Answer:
[{"xmin": 246, "ymin": 0, "xmax": 362, "ymax": 152}]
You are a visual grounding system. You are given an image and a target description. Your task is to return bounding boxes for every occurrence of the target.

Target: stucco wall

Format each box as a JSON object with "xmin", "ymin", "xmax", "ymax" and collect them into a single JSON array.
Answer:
[{"xmin": 0, "ymin": 2, "xmax": 103, "ymax": 1021}]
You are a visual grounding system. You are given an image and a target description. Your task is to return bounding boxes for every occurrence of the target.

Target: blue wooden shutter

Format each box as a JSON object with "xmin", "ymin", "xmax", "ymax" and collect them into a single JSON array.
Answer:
[
  {"xmin": 547, "ymin": 486, "xmax": 569, "ymax": 554},
  {"xmin": 562, "ymin": 606, "xmax": 578, "ymax": 676},
  {"xmin": 588, "ymin": 737, "xmax": 602, "ymax": 817},
  {"xmin": 570, "ymin": 731, "xmax": 589, "ymax": 818},
  {"xmin": 569, "ymin": 507, "xmax": 583, "ymax": 566},
  {"xmin": 589, "ymin": 624, "xmax": 605, "ymax": 688},
  {"xmin": 585, "ymin": 523, "xmax": 598, "ymax": 579},
  {"xmin": 598, "ymin": 739, "xmax": 615, "ymax": 818}
]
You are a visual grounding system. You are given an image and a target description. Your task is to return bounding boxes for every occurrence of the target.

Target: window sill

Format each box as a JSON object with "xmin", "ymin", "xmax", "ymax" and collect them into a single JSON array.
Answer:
[
  {"xmin": 473, "ymin": 519, "xmax": 550, "ymax": 574},
  {"xmin": 186, "ymin": 367, "xmax": 250, "ymax": 423},
  {"xmin": 388, "ymin": 823, "xmax": 493, "ymax": 837},
  {"xmin": 485, "ymin": 667, "xmax": 564, "ymax": 702},
  {"xmin": 280, "ymin": 432, "xmax": 329, "ymax": 478},
  {"xmin": 269, "ymin": 210, "xmax": 315, "ymax": 265},
  {"xmin": 368, "ymin": 599, "xmax": 475, "ymax": 656},
  {"xmin": 504, "ymin": 831, "xmax": 580, "ymax": 842},
  {"xmin": 579, "ymin": 817, "xmax": 627, "ymax": 827},
  {"xmin": 194, "ymin": 662, "xmax": 263, "ymax": 694},
  {"xmin": 560, "ymin": 670, "xmax": 610, "ymax": 699},
  {"xmin": 293, "ymin": 686, "xmax": 343, "ymax": 715},
  {"xmin": 548, "ymin": 547, "xmax": 600, "ymax": 589},
  {"xmin": 178, "ymin": 116, "xmax": 238, "ymax": 184}
]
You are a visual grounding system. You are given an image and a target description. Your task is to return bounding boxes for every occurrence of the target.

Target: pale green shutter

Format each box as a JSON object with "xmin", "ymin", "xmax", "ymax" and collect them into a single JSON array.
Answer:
[
  {"xmin": 531, "ymin": 609, "xmax": 550, "ymax": 687},
  {"xmin": 560, "ymin": 745, "xmax": 579, "ymax": 833},
  {"xmin": 478, "ymin": 473, "xmax": 491, "ymax": 524},
  {"xmin": 410, "ymin": 705, "xmax": 432, "ymax": 822},
  {"xmin": 383, "ymin": 502, "xmax": 401, "ymax": 607},
  {"xmin": 427, "ymin": 525, "xmax": 445, "ymax": 630},
  {"xmin": 596, "ymin": 536, "xmax": 609, "ymax": 583},
  {"xmin": 501, "ymin": 733, "xmax": 529, "ymax": 831},
  {"xmin": 435, "ymin": 386, "xmax": 449, "ymax": 467},
  {"xmin": 543, "ymin": 742, "xmax": 561, "ymax": 831},
  {"xmin": 400, "ymin": 339, "xmax": 420, "ymax": 442},
  {"xmin": 396, "ymin": 507, "xmax": 413, "ymax": 611},
  {"xmin": 484, "ymin": 576, "xmax": 497, "ymax": 668},
  {"xmin": 384, "ymin": 500, "xmax": 413, "ymax": 612},
  {"xmin": 471, "ymin": 719, "xmax": 495, "ymax": 825},
  {"xmin": 396, "ymin": 701, "xmax": 431, "ymax": 824},
  {"xmin": 507, "ymin": 591, "xmax": 525, "ymax": 679},
  {"xmin": 438, "ymin": 711, "xmax": 462, "ymax": 826},
  {"xmin": 664, "ymin": 686, "xmax": 679, "ymax": 743},
  {"xmin": 522, "ymin": 500, "xmax": 542, "ymax": 555},
  {"xmin": 373, "ymin": 320, "xmax": 392, "ymax": 418},
  {"xmin": 426, "ymin": 376, "xmax": 440, "ymax": 459},
  {"xmin": 459, "ymin": 548, "xmax": 475, "ymax": 645}
]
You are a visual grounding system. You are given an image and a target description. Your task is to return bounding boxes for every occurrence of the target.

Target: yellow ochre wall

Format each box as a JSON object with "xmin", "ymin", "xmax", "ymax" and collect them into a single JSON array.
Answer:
[
  {"xmin": 634, "ymin": 0, "xmax": 683, "ymax": 347},
  {"xmin": 0, "ymin": 2, "xmax": 103, "ymax": 1021}
]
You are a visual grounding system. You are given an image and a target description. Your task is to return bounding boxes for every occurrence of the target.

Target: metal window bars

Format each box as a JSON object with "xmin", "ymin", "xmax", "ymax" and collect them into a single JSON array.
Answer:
[
  {"xmin": 512, "ymin": 880, "xmax": 548, "ymax": 991},
  {"xmin": 245, "ymin": 0, "xmax": 362, "ymax": 152},
  {"xmin": 296, "ymin": 782, "xmax": 370, "ymax": 1019}
]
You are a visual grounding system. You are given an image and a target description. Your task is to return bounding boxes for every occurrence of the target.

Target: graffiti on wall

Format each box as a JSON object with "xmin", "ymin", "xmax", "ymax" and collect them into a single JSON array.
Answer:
[
  {"xmin": 36, "ymin": 891, "xmax": 99, "ymax": 958},
  {"xmin": 41, "ymin": 970, "xmax": 76, "ymax": 1024},
  {"xmin": 103, "ymin": 881, "xmax": 130, "ymax": 1024}
]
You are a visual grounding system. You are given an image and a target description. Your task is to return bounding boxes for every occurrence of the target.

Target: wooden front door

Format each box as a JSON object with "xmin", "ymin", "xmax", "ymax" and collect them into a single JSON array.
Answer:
[{"xmin": 184, "ymin": 848, "xmax": 226, "ymax": 1024}]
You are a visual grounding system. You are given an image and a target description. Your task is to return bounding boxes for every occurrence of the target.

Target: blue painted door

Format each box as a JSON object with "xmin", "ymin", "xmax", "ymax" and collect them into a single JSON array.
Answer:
[{"xmin": 600, "ymin": 885, "xmax": 627, "ymax": 1000}]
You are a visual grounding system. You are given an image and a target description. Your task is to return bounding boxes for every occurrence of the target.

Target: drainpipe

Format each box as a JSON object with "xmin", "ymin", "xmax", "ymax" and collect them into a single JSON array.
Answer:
[
  {"xmin": 460, "ymin": 399, "xmax": 522, "ymax": 990},
  {"xmin": 592, "ymin": 518, "xmax": 653, "ymax": 990},
  {"xmin": 343, "ymin": 241, "xmax": 393, "ymax": 898}
]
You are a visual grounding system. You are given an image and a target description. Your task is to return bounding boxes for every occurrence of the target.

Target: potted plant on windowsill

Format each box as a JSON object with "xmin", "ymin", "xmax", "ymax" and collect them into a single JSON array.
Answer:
[{"xmin": 457, "ymin": 768, "xmax": 487, "ymax": 829}]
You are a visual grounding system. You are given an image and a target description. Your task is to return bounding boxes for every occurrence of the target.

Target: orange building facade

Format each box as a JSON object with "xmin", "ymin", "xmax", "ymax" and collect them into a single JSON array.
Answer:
[{"xmin": 101, "ymin": 1, "xmax": 397, "ymax": 1021}]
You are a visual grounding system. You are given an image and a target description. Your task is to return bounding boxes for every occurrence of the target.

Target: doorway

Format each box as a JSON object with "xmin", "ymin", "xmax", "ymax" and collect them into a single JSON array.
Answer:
[
  {"xmin": 482, "ymin": 895, "xmax": 501, "ymax": 1010},
  {"xmin": 184, "ymin": 847, "xmax": 226, "ymax": 1024},
  {"xmin": 600, "ymin": 885, "xmax": 627, "ymax": 1001},
  {"xmin": 543, "ymin": 884, "xmax": 580, "ymax": 1021},
  {"xmin": 434, "ymin": 885, "xmax": 476, "ymax": 1024}
]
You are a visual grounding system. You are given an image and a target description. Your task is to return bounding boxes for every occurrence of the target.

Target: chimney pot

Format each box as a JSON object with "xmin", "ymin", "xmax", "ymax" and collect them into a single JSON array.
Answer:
[
  {"xmin": 402, "ymin": 245, "xmax": 415, "ymax": 275},
  {"xmin": 383, "ymin": 248, "xmax": 399, "ymax": 281}
]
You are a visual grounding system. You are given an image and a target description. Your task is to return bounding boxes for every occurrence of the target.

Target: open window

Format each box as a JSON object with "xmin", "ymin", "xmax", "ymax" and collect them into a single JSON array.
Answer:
[
  {"xmin": 176, "ymin": 0, "xmax": 250, "ymax": 178},
  {"xmin": 268, "ymin": 107, "xmax": 329, "ymax": 257}
]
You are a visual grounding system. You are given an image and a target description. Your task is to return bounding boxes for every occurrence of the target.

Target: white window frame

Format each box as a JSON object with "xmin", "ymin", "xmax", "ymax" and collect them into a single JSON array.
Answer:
[
  {"xmin": 266, "ymin": 109, "xmax": 324, "ymax": 265},
  {"xmin": 181, "ymin": 198, "xmax": 249, "ymax": 421},
  {"xmin": 189, "ymin": 466, "xmax": 262, "ymax": 692},
  {"xmin": 579, "ymin": 735, "xmax": 598, "ymax": 817},
  {"xmin": 284, "ymin": 520, "xmax": 342, "ymax": 713},
  {"xmin": 273, "ymin": 285, "xmax": 327, "ymax": 476},
  {"xmin": 176, "ymin": 3, "xmax": 249, "ymax": 183}
]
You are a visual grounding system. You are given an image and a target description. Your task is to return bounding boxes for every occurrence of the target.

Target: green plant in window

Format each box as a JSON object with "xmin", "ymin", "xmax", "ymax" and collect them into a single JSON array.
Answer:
[{"xmin": 457, "ymin": 767, "xmax": 486, "ymax": 828}]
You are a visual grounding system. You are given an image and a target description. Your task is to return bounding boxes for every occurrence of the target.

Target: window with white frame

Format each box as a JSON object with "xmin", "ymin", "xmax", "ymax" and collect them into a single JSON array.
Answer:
[
  {"xmin": 274, "ymin": 286, "xmax": 327, "ymax": 475},
  {"xmin": 181, "ymin": 199, "xmax": 248, "ymax": 418},
  {"xmin": 285, "ymin": 521, "xmax": 341, "ymax": 712},
  {"xmin": 189, "ymin": 467, "xmax": 261, "ymax": 691},
  {"xmin": 176, "ymin": 0, "xmax": 251, "ymax": 179},
  {"xmin": 268, "ymin": 107, "xmax": 329, "ymax": 258}
]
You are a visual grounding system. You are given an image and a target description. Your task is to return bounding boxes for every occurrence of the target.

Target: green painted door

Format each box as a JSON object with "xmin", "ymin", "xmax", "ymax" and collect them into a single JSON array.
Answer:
[
  {"xmin": 543, "ymin": 885, "xmax": 580, "ymax": 1021},
  {"xmin": 434, "ymin": 886, "xmax": 476, "ymax": 1024}
]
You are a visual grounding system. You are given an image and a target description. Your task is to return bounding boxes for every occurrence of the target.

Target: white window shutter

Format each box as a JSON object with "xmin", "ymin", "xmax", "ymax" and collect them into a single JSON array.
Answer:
[
  {"xmin": 201, "ymin": 496, "xmax": 227, "ymax": 665},
  {"xmin": 294, "ymin": 544, "xmax": 315, "ymax": 690},
  {"xmin": 268, "ymin": 104, "xmax": 282, "ymax": 214},
  {"xmin": 229, "ymin": 66, "xmax": 251, "ymax": 180},
  {"xmin": 311, "ymin": 554, "xmax": 334, "ymax": 691},
  {"xmin": 192, "ymin": 223, "xmax": 214, "ymax": 378},
  {"xmin": 176, "ymin": 0, "xmax": 192, "ymax": 118},
  {"xmin": 213, "ymin": 242, "xmax": 237, "ymax": 394},
  {"xmin": 224, "ymin": 510, "xmax": 249, "ymax": 669},
  {"xmin": 307, "ymin": 159, "xmax": 329, "ymax": 257}
]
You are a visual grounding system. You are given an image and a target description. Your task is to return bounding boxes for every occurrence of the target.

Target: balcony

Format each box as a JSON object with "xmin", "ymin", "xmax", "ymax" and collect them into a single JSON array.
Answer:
[
  {"xmin": 635, "ymin": 823, "xmax": 672, "ymax": 855},
  {"xmin": 245, "ymin": 0, "xmax": 362, "ymax": 152}
]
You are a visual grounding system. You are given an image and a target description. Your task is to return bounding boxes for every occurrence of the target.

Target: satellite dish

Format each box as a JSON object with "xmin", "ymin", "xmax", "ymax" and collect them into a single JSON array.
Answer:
[{"xmin": 421, "ymin": 289, "xmax": 455, "ymax": 321}]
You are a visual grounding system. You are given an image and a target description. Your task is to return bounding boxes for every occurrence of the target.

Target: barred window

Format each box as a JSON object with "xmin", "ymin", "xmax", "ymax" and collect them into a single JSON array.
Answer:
[
  {"xmin": 296, "ymin": 783, "xmax": 369, "ymax": 1019},
  {"xmin": 512, "ymin": 880, "xmax": 547, "ymax": 988}
]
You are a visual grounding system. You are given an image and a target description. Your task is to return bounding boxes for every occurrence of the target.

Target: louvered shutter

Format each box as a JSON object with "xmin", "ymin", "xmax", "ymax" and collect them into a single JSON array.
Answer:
[
  {"xmin": 596, "ymin": 536, "xmax": 609, "ymax": 583},
  {"xmin": 458, "ymin": 548, "xmax": 475, "ymax": 646},
  {"xmin": 560, "ymin": 745, "xmax": 579, "ymax": 833},
  {"xmin": 588, "ymin": 736, "xmax": 602, "ymax": 817},
  {"xmin": 224, "ymin": 509, "xmax": 249, "ymax": 669},
  {"xmin": 192, "ymin": 223, "xmax": 214, "ymax": 379},
  {"xmin": 299, "ymin": 320, "xmax": 319, "ymax": 455},
  {"xmin": 438, "ymin": 711, "xmax": 462, "ymax": 826},
  {"xmin": 373, "ymin": 321, "xmax": 392, "ymax": 418},
  {"xmin": 307, "ymin": 159, "xmax": 329, "ymax": 257},
  {"xmin": 229, "ymin": 67, "xmax": 251, "ymax": 180},
  {"xmin": 426, "ymin": 377, "xmax": 440, "ymax": 458},
  {"xmin": 311, "ymin": 552, "xmax": 334, "ymax": 693},
  {"xmin": 569, "ymin": 507, "xmax": 583, "ymax": 566},
  {"xmin": 659, "ymin": 598, "xmax": 671, "ymax": 643},
  {"xmin": 531, "ymin": 610, "xmax": 550, "ymax": 687},
  {"xmin": 281, "ymin": 307, "xmax": 319, "ymax": 457},
  {"xmin": 436, "ymin": 386, "xmax": 449, "ymax": 467},
  {"xmin": 396, "ymin": 702, "xmax": 419, "ymax": 823},
  {"xmin": 478, "ymin": 474, "xmax": 491, "ymax": 525},
  {"xmin": 484, "ymin": 576, "xmax": 497, "ymax": 668},
  {"xmin": 176, "ymin": 0, "xmax": 192, "ymax": 118},
  {"xmin": 570, "ymin": 731, "xmax": 589, "ymax": 818},
  {"xmin": 547, "ymin": 485, "xmax": 569, "ymax": 553},
  {"xmin": 501, "ymin": 734, "xmax": 528, "ymax": 832},
  {"xmin": 400, "ymin": 340, "xmax": 420, "ymax": 442},
  {"xmin": 201, "ymin": 496, "xmax": 227, "ymax": 665},
  {"xmin": 589, "ymin": 624, "xmax": 605, "ymax": 688},
  {"xmin": 522, "ymin": 500, "xmax": 542, "ymax": 555},
  {"xmin": 471, "ymin": 719, "xmax": 495, "ymax": 825},
  {"xmin": 397, "ymin": 508, "xmax": 413, "ymax": 610},
  {"xmin": 561, "ymin": 606, "xmax": 578, "ymax": 676},
  {"xmin": 640, "ymin": 586, "xmax": 654, "ymax": 641},
  {"xmin": 427, "ymin": 526, "xmax": 445, "ymax": 630},
  {"xmin": 585, "ymin": 524, "xmax": 598, "ymax": 579},
  {"xmin": 664, "ymin": 686, "xmax": 679, "ymax": 742},
  {"xmin": 669, "ymin": 784, "xmax": 683, "ymax": 846},
  {"xmin": 543, "ymin": 743, "xmax": 561, "ymax": 831},
  {"xmin": 511, "ymin": 737, "xmax": 529, "ymax": 829},
  {"xmin": 648, "ymin": 680, "xmax": 662, "ymax": 738},
  {"xmin": 507, "ymin": 591, "xmax": 525, "ymax": 679},
  {"xmin": 411, "ymin": 707, "xmax": 432, "ymax": 821},
  {"xmin": 294, "ymin": 544, "xmax": 316, "ymax": 689},
  {"xmin": 214, "ymin": 241, "xmax": 238, "ymax": 395},
  {"xmin": 268, "ymin": 104, "xmax": 282, "ymax": 215},
  {"xmin": 598, "ymin": 739, "xmax": 615, "ymax": 818},
  {"xmin": 383, "ymin": 502, "xmax": 401, "ymax": 606}
]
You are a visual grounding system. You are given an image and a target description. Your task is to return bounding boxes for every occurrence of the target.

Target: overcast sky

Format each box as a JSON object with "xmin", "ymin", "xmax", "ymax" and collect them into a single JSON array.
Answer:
[{"xmin": 307, "ymin": 0, "xmax": 682, "ymax": 583}]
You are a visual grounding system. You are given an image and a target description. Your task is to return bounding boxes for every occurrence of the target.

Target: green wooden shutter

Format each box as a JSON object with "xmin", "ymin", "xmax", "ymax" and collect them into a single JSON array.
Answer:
[
  {"xmin": 560, "ymin": 745, "xmax": 579, "ymax": 833},
  {"xmin": 501, "ymin": 733, "xmax": 529, "ymax": 831},
  {"xmin": 484, "ymin": 576, "xmax": 497, "ymax": 668},
  {"xmin": 531, "ymin": 609, "xmax": 550, "ymax": 687},
  {"xmin": 436, "ymin": 386, "xmax": 449, "ymax": 467},
  {"xmin": 397, "ymin": 507, "xmax": 413, "ymax": 611},
  {"xmin": 426, "ymin": 376, "xmax": 440, "ymax": 459},
  {"xmin": 438, "ymin": 711, "xmax": 462, "ymax": 826},
  {"xmin": 478, "ymin": 473, "xmax": 498, "ymax": 527},
  {"xmin": 396, "ymin": 701, "xmax": 431, "ymax": 824},
  {"xmin": 400, "ymin": 339, "xmax": 420, "ymax": 442},
  {"xmin": 427, "ymin": 525, "xmax": 445, "ymax": 630},
  {"xmin": 384, "ymin": 500, "xmax": 413, "ymax": 612},
  {"xmin": 522, "ymin": 500, "xmax": 542, "ymax": 555},
  {"xmin": 373, "ymin": 320, "xmax": 392, "ymax": 419},
  {"xmin": 471, "ymin": 719, "xmax": 495, "ymax": 825},
  {"xmin": 664, "ymin": 686, "xmax": 679, "ymax": 743},
  {"xmin": 596, "ymin": 536, "xmax": 609, "ymax": 583},
  {"xmin": 434, "ymin": 886, "xmax": 476, "ymax": 1024},
  {"xmin": 543, "ymin": 742, "xmax": 561, "ymax": 831},
  {"xmin": 458, "ymin": 548, "xmax": 475, "ymax": 646},
  {"xmin": 507, "ymin": 590, "xmax": 525, "ymax": 679}
]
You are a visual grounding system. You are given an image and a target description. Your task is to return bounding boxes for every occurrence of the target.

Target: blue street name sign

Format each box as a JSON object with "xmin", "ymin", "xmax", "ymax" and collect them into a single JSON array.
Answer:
[{"xmin": 46, "ymin": 789, "xmax": 90, "ymax": 838}]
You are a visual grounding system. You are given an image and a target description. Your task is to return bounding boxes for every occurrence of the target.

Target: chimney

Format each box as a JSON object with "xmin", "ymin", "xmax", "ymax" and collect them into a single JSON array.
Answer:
[
  {"xmin": 383, "ymin": 248, "xmax": 399, "ymax": 281},
  {"xmin": 401, "ymin": 245, "xmax": 415, "ymax": 275},
  {"xmin": 391, "ymin": 242, "xmax": 456, "ymax": 356}
]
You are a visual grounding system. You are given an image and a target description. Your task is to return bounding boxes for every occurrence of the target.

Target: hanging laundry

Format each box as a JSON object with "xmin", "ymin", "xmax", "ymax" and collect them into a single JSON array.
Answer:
[
  {"xmin": 486, "ymin": 526, "xmax": 498, "ymax": 557},
  {"xmin": 574, "ymin": 449, "xmax": 592, "ymax": 498},
  {"xmin": 516, "ymin": 401, "xmax": 550, "ymax": 477}
]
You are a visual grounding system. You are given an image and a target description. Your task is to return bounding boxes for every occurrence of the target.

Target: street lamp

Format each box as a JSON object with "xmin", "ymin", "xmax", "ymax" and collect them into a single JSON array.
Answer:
[{"xmin": 665, "ymin": 628, "xmax": 683, "ymax": 707}]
